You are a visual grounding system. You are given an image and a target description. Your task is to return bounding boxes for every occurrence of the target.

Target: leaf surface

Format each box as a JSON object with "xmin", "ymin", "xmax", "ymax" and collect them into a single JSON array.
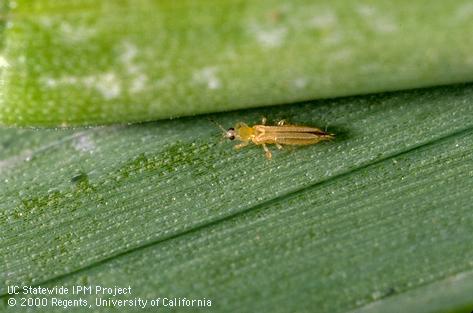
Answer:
[
  {"xmin": 1, "ymin": 1, "xmax": 473, "ymax": 125},
  {"xmin": 1, "ymin": 84, "xmax": 473, "ymax": 312}
]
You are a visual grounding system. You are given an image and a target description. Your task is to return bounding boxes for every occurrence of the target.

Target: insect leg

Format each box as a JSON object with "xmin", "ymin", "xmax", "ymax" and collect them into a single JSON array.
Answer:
[
  {"xmin": 277, "ymin": 119, "xmax": 286, "ymax": 126},
  {"xmin": 262, "ymin": 143, "xmax": 272, "ymax": 159},
  {"xmin": 261, "ymin": 117, "xmax": 267, "ymax": 125},
  {"xmin": 275, "ymin": 143, "xmax": 283, "ymax": 150},
  {"xmin": 234, "ymin": 142, "xmax": 249, "ymax": 150}
]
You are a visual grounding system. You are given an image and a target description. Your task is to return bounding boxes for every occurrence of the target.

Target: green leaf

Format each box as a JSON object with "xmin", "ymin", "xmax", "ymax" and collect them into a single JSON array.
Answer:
[
  {"xmin": 1, "ymin": 84, "xmax": 473, "ymax": 312},
  {"xmin": 2, "ymin": 1, "xmax": 473, "ymax": 126}
]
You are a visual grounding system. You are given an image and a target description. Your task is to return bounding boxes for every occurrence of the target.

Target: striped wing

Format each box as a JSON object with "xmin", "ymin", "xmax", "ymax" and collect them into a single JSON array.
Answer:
[
  {"xmin": 256, "ymin": 125, "xmax": 326, "ymax": 134},
  {"xmin": 255, "ymin": 132, "xmax": 326, "ymax": 145}
]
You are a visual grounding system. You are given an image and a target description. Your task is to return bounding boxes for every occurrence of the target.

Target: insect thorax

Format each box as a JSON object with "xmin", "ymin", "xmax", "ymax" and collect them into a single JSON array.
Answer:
[{"xmin": 236, "ymin": 125, "xmax": 255, "ymax": 141}]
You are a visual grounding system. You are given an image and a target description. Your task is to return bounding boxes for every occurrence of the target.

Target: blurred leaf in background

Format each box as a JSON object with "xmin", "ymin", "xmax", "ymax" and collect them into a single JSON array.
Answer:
[{"xmin": 1, "ymin": 0, "xmax": 473, "ymax": 126}]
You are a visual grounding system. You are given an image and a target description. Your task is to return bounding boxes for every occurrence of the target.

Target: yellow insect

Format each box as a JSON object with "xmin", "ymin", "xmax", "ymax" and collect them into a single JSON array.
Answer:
[{"xmin": 217, "ymin": 117, "xmax": 334, "ymax": 159}]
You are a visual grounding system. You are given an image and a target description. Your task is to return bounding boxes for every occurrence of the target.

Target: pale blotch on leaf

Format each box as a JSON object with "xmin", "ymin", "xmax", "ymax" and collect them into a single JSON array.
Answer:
[
  {"xmin": 250, "ymin": 23, "xmax": 288, "ymax": 48},
  {"xmin": 130, "ymin": 74, "xmax": 148, "ymax": 94},
  {"xmin": 308, "ymin": 10, "xmax": 338, "ymax": 29},
  {"xmin": 95, "ymin": 73, "xmax": 121, "ymax": 100},
  {"xmin": 293, "ymin": 78, "xmax": 309, "ymax": 89},
  {"xmin": 118, "ymin": 41, "xmax": 149, "ymax": 94},
  {"xmin": 257, "ymin": 28, "xmax": 287, "ymax": 48},
  {"xmin": 455, "ymin": 2, "xmax": 473, "ymax": 21},
  {"xmin": 73, "ymin": 134, "xmax": 96, "ymax": 153},
  {"xmin": 193, "ymin": 67, "xmax": 221, "ymax": 90},
  {"xmin": 372, "ymin": 16, "xmax": 398, "ymax": 34},
  {"xmin": 42, "ymin": 72, "xmax": 122, "ymax": 100},
  {"xmin": 356, "ymin": 5, "xmax": 398, "ymax": 34},
  {"xmin": 356, "ymin": 4, "xmax": 376, "ymax": 17},
  {"xmin": 119, "ymin": 41, "xmax": 140, "ymax": 74},
  {"xmin": 0, "ymin": 55, "xmax": 10, "ymax": 68},
  {"xmin": 59, "ymin": 22, "xmax": 97, "ymax": 43}
]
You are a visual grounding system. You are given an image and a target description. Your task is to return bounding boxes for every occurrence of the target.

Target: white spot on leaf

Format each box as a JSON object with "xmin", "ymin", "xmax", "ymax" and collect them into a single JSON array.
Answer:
[
  {"xmin": 193, "ymin": 67, "xmax": 221, "ymax": 90},
  {"xmin": 250, "ymin": 24, "xmax": 288, "ymax": 48},
  {"xmin": 293, "ymin": 78, "xmax": 308, "ymax": 89},
  {"xmin": 118, "ymin": 41, "xmax": 149, "ymax": 94},
  {"xmin": 59, "ymin": 22, "xmax": 96, "ymax": 43},
  {"xmin": 373, "ymin": 17, "xmax": 398, "ymax": 33},
  {"xmin": 119, "ymin": 41, "xmax": 140, "ymax": 74},
  {"xmin": 42, "ymin": 72, "xmax": 122, "ymax": 100},
  {"xmin": 455, "ymin": 3, "xmax": 473, "ymax": 21},
  {"xmin": 130, "ymin": 74, "xmax": 148, "ymax": 94},
  {"xmin": 356, "ymin": 5, "xmax": 376, "ymax": 17},
  {"xmin": 356, "ymin": 5, "xmax": 398, "ymax": 34},
  {"xmin": 95, "ymin": 73, "xmax": 121, "ymax": 100},
  {"xmin": 308, "ymin": 10, "xmax": 337, "ymax": 29},
  {"xmin": 0, "ymin": 55, "xmax": 10, "ymax": 68},
  {"xmin": 73, "ymin": 134, "xmax": 95, "ymax": 153}
]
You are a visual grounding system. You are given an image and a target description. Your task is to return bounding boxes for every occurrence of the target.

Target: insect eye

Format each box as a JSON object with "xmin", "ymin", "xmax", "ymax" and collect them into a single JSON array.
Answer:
[{"xmin": 226, "ymin": 127, "xmax": 236, "ymax": 140}]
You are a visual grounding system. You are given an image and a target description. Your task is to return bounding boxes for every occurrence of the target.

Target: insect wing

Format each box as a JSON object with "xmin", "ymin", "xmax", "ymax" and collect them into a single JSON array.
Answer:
[
  {"xmin": 256, "ymin": 131, "xmax": 326, "ymax": 145},
  {"xmin": 256, "ymin": 125, "xmax": 326, "ymax": 134}
]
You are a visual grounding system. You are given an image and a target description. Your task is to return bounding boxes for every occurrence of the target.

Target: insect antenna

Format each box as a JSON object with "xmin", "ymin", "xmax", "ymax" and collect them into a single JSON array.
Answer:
[
  {"xmin": 208, "ymin": 117, "xmax": 229, "ymax": 143},
  {"xmin": 208, "ymin": 117, "xmax": 227, "ymax": 132}
]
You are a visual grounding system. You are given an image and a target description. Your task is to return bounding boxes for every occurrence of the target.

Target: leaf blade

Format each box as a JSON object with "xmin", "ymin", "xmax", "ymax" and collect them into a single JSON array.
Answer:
[
  {"xmin": 1, "ymin": 84, "xmax": 473, "ymax": 312},
  {"xmin": 2, "ymin": 1, "xmax": 473, "ymax": 125}
]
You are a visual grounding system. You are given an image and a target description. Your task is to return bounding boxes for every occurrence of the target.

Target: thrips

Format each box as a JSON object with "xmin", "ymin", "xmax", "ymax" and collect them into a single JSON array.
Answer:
[{"xmin": 216, "ymin": 117, "xmax": 334, "ymax": 159}]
